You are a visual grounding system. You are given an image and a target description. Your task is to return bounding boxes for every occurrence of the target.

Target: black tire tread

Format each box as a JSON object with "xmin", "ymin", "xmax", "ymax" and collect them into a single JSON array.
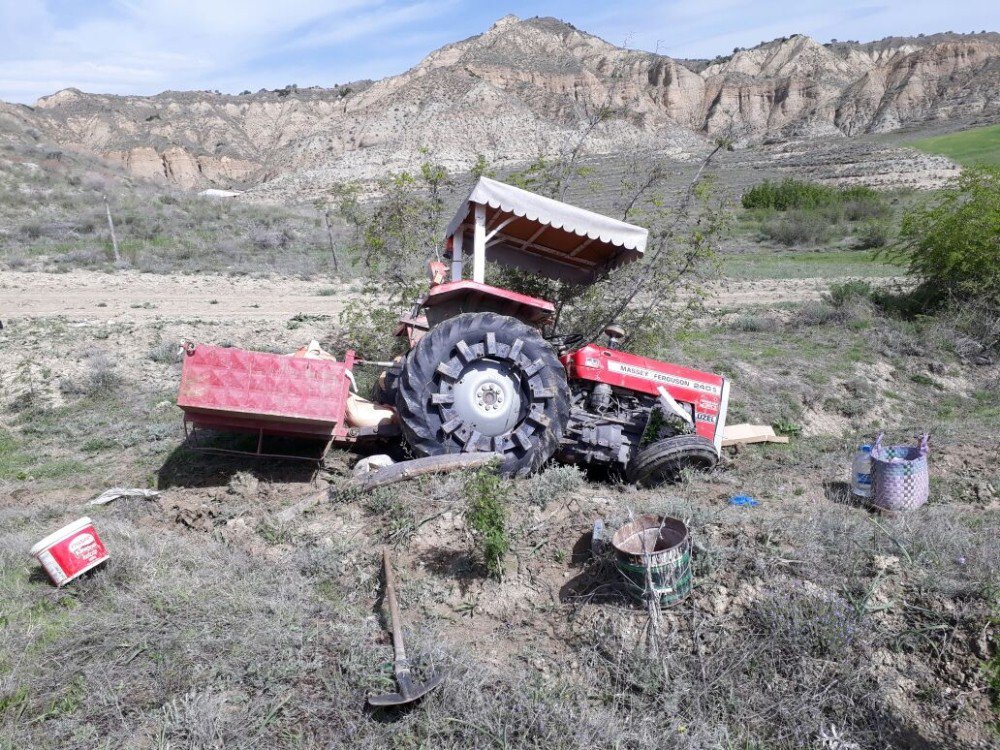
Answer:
[
  {"xmin": 395, "ymin": 312, "xmax": 570, "ymax": 476},
  {"xmin": 626, "ymin": 435, "xmax": 719, "ymax": 487}
]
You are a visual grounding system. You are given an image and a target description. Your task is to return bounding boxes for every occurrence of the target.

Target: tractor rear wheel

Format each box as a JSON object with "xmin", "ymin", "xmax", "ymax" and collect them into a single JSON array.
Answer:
[
  {"xmin": 395, "ymin": 312, "xmax": 569, "ymax": 476},
  {"xmin": 626, "ymin": 435, "xmax": 719, "ymax": 487}
]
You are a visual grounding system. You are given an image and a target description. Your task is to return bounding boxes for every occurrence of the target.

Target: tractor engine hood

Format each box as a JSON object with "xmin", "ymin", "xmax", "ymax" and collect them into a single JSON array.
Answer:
[{"xmin": 562, "ymin": 344, "xmax": 731, "ymax": 454}]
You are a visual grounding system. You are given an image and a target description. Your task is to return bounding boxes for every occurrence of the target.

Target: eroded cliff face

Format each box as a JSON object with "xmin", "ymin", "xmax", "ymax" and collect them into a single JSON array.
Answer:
[{"xmin": 15, "ymin": 16, "xmax": 1000, "ymax": 195}]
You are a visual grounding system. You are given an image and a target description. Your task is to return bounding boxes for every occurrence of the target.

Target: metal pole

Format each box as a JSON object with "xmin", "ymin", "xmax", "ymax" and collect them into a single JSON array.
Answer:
[
  {"xmin": 451, "ymin": 229, "xmax": 464, "ymax": 281},
  {"xmin": 472, "ymin": 204, "xmax": 486, "ymax": 283},
  {"xmin": 104, "ymin": 195, "xmax": 120, "ymax": 264}
]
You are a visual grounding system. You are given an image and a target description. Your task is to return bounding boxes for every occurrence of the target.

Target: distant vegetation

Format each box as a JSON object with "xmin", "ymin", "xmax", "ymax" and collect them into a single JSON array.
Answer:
[
  {"xmin": 0, "ymin": 151, "xmax": 341, "ymax": 276},
  {"xmin": 911, "ymin": 124, "xmax": 1000, "ymax": 167},
  {"xmin": 795, "ymin": 166, "xmax": 1000, "ymax": 359},
  {"xmin": 892, "ymin": 165, "xmax": 999, "ymax": 309},
  {"xmin": 740, "ymin": 178, "xmax": 891, "ymax": 248},
  {"xmin": 742, "ymin": 179, "xmax": 880, "ymax": 211}
]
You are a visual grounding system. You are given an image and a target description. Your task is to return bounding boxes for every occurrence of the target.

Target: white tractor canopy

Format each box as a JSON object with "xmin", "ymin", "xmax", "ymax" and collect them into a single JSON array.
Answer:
[{"xmin": 444, "ymin": 177, "xmax": 648, "ymax": 284}]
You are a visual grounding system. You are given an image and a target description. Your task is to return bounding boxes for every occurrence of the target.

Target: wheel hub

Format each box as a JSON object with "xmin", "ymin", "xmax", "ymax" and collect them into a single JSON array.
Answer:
[{"xmin": 451, "ymin": 360, "xmax": 521, "ymax": 437}]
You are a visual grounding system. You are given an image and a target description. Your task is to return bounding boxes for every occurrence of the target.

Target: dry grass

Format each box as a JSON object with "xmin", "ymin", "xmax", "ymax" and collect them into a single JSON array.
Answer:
[
  {"xmin": 3, "ymin": 448, "xmax": 996, "ymax": 748},
  {"xmin": 0, "ymin": 121, "xmax": 349, "ymax": 278},
  {"xmin": 0, "ymin": 126, "xmax": 997, "ymax": 745}
]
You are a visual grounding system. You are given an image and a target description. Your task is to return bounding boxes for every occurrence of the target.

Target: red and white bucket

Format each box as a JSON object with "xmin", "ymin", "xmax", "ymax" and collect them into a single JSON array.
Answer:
[{"xmin": 30, "ymin": 516, "xmax": 109, "ymax": 587}]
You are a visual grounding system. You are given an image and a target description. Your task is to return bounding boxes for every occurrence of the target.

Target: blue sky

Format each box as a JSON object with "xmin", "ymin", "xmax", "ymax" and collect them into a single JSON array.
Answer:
[{"xmin": 0, "ymin": 1, "xmax": 996, "ymax": 103}]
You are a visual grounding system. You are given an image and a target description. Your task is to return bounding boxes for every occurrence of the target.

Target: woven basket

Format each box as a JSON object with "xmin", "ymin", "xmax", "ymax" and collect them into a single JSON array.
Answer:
[{"xmin": 871, "ymin": 433, "xmax": 929, "ymax": 512}]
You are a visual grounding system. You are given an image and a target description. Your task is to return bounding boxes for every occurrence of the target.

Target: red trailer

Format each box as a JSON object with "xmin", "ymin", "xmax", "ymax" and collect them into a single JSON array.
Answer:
[{"xmin": 177, "ymin": 342, "xmax": 398, "ymax": 459}]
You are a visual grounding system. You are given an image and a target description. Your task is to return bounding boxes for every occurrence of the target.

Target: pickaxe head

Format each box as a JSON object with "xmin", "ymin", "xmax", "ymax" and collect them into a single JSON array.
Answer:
[{"xmin": 367, "ymin": 666, "xmax": 444, "ymax": 707}]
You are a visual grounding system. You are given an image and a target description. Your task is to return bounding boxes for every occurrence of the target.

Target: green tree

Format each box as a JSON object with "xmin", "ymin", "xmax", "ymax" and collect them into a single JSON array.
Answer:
[
  {"xmin": 494, "ymin": 142, "xmax": 731, "ymax": 353},
  {"xmin": 334, "ymin": 163, "xmax": 450, "ymax": 307},
  {"xmin": 893, "ymin": 166, "xmax": 1000, "ymax": 308},
  {"xmin": 327, "ymin": 161, "xmax": 452, "ymax": 360}
]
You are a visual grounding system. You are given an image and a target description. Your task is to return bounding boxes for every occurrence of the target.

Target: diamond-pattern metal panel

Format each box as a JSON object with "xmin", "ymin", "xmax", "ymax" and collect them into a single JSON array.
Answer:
[{"xmin": 177, "ymin": 343, "xmax": 349, "ymax": 432}]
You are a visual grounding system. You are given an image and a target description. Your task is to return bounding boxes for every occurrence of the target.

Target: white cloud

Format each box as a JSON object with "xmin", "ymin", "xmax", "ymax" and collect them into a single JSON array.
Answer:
[
  {"xmin": 284, "ymin": 0, "xmax": 459, "ymax": 50},
  {"xmin": 0, "ymin": 0, "xmax": 453, "ymax": 102},
  {"xmin": 1, "ymin": 1, "xmax": 996, "ymax": 103},
  {"xmin": 574, "ymin": 0, "xmax": 998, "ymax": 58}
]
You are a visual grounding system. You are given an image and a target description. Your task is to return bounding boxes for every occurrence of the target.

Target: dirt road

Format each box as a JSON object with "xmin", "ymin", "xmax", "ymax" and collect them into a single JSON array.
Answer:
[
  {"xmin": 0, "ymin": 271, "xmax": 357, "ymax": 321},
  {"xmin": 0, "ymin": 271, "xmax": 883, "ymax": 322}
]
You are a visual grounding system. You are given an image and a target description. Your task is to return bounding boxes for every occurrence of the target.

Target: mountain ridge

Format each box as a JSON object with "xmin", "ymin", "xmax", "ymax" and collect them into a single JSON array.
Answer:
[{"xmin": 4, "ymin": 16, "xmax": 997, "ymax": 198}]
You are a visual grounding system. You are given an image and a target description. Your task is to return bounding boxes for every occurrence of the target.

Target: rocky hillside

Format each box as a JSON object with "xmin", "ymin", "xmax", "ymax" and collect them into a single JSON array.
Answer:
[{"xmin": 4, "ymin": 16, "xmax": 997, "ymax": 198}]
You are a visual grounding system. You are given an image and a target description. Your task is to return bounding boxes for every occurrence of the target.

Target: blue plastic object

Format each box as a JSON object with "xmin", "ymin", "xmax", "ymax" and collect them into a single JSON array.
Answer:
[{"xmin": 729, "ymin": 494, "xmax": 759, "ymax": 507}]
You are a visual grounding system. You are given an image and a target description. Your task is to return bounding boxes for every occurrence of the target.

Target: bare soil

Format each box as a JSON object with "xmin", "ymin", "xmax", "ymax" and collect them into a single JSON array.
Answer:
[
  {"xmin": 0, "ymin": 271, "xmax": 996, "ymax": 749},
  {"xmin": 0, "ymin": 271, "xmax": 879, "ymax": 322},
  {"xmin": 0, "ymin": 271, "xmax": 358, "ymax": 320}
]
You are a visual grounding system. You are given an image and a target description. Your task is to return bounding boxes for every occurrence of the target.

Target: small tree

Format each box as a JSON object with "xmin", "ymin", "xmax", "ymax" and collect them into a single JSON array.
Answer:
[
  {"xmin": 493, "ymin": 139, "xmax": 731, "ymax": 354},
  {"xmin": 335, "ymin": 162, "xmax": 450, "ymax": 307},
  {"xmin": 465, "ymin": 465, "xmax": 509, "ymax": 579},
  {"xmin": 892, "ymin": 166, "xmax": 999, "ymax": 308},
  {"xmin": 327, "ymin": 160, "xmax": 452, "ymax": 360}
]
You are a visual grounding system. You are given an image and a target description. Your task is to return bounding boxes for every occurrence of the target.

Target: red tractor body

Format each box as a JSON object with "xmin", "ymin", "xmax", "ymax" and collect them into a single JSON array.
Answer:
[
  {"xmin": 176, "ymin": 177, "xmax": 730, "ymax": 484},
  {"xmin": 561, "ymin": 344, "xmax": 729, "ymax": 451}
]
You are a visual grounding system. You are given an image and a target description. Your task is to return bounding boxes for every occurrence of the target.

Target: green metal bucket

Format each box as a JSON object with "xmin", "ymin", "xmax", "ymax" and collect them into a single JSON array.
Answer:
[{"xmin": 611, "ymin": 515, "xmax": 692, "ymax": 608}]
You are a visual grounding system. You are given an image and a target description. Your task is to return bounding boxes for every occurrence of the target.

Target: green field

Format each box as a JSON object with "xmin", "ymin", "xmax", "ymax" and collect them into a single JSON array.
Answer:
[
  {"xmin": 721, "ymin": 249, "xmax": 904, "ymax": 280},
  {"xmin": 911, "ymin": 124, "xmax": 1000, "ymax": 166}
]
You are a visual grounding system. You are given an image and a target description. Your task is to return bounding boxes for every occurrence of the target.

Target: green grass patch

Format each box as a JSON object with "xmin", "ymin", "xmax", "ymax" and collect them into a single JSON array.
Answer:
[
  {"xmin": 721, "ymin": 249, "xmax": 903, "ymax": 280},
  {"xmin": 971, "ymin": 389, "xmax": 1000, "ymax": 423},
  {"xmin": 911, "ymin": 125, "xmax": 1000, "ymax": 167},
  {"xmin": 0, "ymin": 429, "xmax": 90, "ymax": 481},
  {"xmin": 742, "ymin": 179, "xmax": 880, "ymax": 211},
  {"xmin": 0, "ymin": 430, "xmax": 31, "ymax": 480},
  {"xmin": 909, "ymin": 373, "xmax": 943, "ymax": 390}
]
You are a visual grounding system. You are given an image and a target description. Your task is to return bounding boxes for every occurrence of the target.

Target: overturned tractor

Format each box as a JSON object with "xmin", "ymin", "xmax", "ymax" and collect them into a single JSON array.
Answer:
[{"xmin": 177, "ymin": 178, "xmax": 729, "ymax": 486}]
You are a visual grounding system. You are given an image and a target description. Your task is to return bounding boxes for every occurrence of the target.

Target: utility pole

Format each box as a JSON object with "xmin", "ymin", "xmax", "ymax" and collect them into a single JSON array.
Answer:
[
  {"xmin": 104, "ymin": 195, "xmax": 121, "ymax": 264},
  {"xmin": 323, "ymin": 209, "xmax": 340, "ymax": 274}
]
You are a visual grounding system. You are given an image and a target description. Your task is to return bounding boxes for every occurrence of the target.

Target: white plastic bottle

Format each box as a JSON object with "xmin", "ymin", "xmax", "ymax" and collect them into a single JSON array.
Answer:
[{"xmin": 851, "ymin": 444, "xmax": 873, "ymax": 499}]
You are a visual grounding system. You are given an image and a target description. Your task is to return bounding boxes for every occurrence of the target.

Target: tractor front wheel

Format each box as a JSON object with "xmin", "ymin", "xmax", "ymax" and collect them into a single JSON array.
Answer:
[
  {"xmin": 395, "ymin": 312, "xmax": 569, "ymax": 476},
  {"xmin": 626, "ymin": 435, "xmax": 719, "ymax": 487}
]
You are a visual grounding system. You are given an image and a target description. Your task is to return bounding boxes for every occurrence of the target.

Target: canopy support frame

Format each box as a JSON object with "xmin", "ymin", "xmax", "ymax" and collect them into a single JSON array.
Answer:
[{"xmin": 472, "ymin": 203, "xmax": 486, "ymax": 283}]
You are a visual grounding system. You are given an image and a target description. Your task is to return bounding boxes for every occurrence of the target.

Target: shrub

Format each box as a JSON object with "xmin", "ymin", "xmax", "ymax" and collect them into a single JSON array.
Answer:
[
  {"xmin": 743, "ymin": 180, "xmax": 888, "ymax": 244},
  {"xmin": 52, "ymin": 247, "xmax": 106, "ymax": 267},
  {"xmin": 743, "ymin": 179, "xmax": 836, "ymax": 210},
  {"xmin": 891, "ymin": 165, "xmax": 999, "ymax": 308},
  {"xmin": 730, "ymin": 313, "xmax": 782, "ymax": 332},
  {"xmin": 761, "ymin": 209, "xmax": 832, "ymax": 245},
  {"xmin": 854, "ymin": 221, "xmax": 890, "ymax": 249},
  {"xmin": 748, "ymin": 585, "xmax": 860, "ymax": 659},
  {"xmin": 826, "ymin": 280, "xmax": 873, "ymax": 308},
  {"xmin": 250, "ymin": 226, "xmax": 293, "ymax": 250},
  {"xmin": 793, "ymin": 302, "xmax": 840, "ymax": 327},
  {"xmin": 148, "ymin": 340, "xmax": 179, "ymax": 363},
  {"xmin": 843, "ymin": 198, "xmax": 889, "ymax": 222},
  {"xmin": 19, "ymin": 221, "xmax": 43, "ymax": 239},
  {"xmin": 465, "ymin": 465, "xmax": 509, "ymax": 578},
  {"xmin": 519, "ymin": 465, "xmax": 585, "ymax": 508},
  {"xmin": 326, "ymin": 297, "xmax": 402, "ymax": 362},
  {"xmin": 59, "ymin": 354, "xmax": 124, "ymax": 397}
]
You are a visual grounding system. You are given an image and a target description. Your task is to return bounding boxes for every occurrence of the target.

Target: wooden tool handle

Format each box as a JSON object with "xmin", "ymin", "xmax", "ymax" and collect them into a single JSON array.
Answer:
[{"xmin": 383, "ymin": 548, "xmax": 407, "ymax": 663}]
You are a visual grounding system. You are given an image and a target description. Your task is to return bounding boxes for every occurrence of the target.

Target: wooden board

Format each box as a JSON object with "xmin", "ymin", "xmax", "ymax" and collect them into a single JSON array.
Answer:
[{"xmin": 722, "ymin": 423, "xmax": 790, "ymax": 447}]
